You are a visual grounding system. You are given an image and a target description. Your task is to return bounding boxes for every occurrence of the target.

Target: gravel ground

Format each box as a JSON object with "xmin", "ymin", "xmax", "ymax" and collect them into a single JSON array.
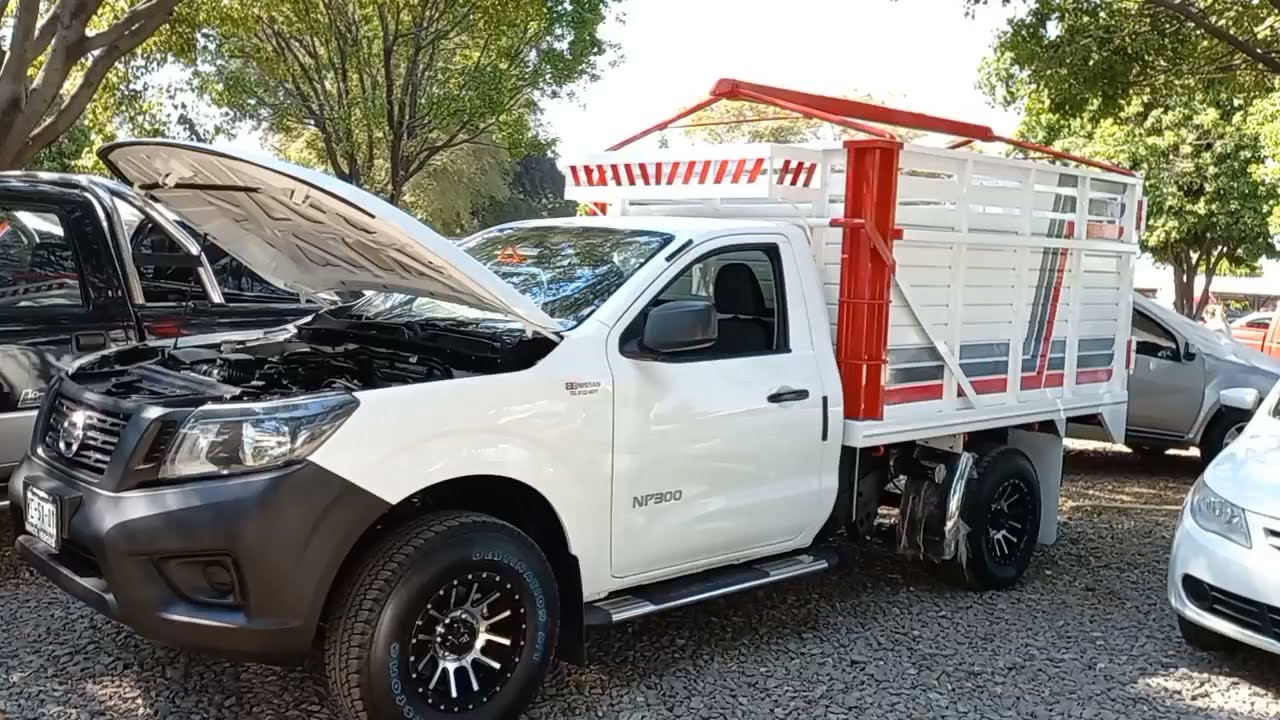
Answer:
[{"xmin": 2, "ymin": 442, "xmax": 1279, "ymax": 719}]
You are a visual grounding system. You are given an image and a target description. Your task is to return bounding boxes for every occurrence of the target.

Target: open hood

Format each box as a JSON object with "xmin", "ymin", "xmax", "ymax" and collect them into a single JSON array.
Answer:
[{"xmin": 98, "ymin": 139, "xmax": 560, "ymax": 337}]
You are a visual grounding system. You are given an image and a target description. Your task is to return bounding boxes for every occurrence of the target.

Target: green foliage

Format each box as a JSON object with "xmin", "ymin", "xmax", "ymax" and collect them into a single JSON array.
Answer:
[
  {"xmin": 199, "ymin": 0, "xmax": 615, "ymax": 203},
  {"xmin": 671, "ymin": 96, "xmax": 923, "ymax": 145},
  {"xmin": 973, "ymin": 0, "xmax": 1280, "ymax": 315},
  {"xmin": 978, "ymin": 1, "xmax": 1280, "ymax": 117},
  {"xmin": 17, "ymin": 0, "xmax": 233, "ymax": 174},
  {"xmin": 674, "ymin": 101, "xmax": 840, "ymax": 145},
  {"xmin": 0, "ymin": 0, "xmax": 199, "ymax": 169}
]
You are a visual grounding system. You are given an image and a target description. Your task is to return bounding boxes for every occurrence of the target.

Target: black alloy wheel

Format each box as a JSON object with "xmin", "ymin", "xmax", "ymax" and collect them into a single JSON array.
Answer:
[
  {"xmin": 325, "ymin": 511, "xmax": 559, "ymax": 720},
  {"xmin": 958, "ymin": 445, "xmax": 1042, "ymax": 590},
  {"xmin": 408, "ymin": 571, "xmax": 528, "ymax": 713}
]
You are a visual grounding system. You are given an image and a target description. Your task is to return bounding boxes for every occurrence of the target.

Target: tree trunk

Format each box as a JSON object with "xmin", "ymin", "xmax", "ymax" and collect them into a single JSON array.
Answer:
[
  {"xmin": 0, "ymin": 0, "xmax": 184, "ymax": 170},
  {"xmin": 1170, "ymin": 252, "xmax": 1197, "ymax": 317}
]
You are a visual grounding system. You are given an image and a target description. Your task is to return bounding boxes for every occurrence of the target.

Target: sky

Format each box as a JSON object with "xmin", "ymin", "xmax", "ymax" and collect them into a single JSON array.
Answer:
[
  {"xmin": 221, "ymin": 0, "xmax": 1020, "ymax": 157},
  {"xmin": 541, "ymin": 0, "xmax": 1022, "ymax": 157}
]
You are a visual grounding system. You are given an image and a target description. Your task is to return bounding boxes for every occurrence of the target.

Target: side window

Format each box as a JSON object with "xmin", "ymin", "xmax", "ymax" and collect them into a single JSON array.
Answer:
[
  {"xmin": 630, "ymin": 245, "xmax": 787, "ymax": 359},
  {"xmin": 1133, "ymin": 310, "xmax": 1179, "ymax": 361},
  {"xmin": 175, "ymin": 219, "xmax": 298, "ymax": 303},
  {"xmin": 130, "ymin": 218, "xmax": 209, "ymax": 303},
  {"xmin": 117, "ymin": 196, "xmax": 298, "ymax": 304},
  {"xmin": 0, "ymin": 207, "xmax": 84, "ymax": 309},
  {"xmin": 1248, "ymin": 319, "xmax": 1271, "ymax": 329}
]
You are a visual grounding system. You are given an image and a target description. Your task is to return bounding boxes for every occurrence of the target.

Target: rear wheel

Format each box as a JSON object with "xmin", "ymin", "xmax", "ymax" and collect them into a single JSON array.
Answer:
[
  {"xmin": 957, "ymin": 446, "xmax": 1041, "ymax": 590},
  {"xmin": 324, "ymin": 511, "xmax": 559, "ymax": 720},
  {"xmin": 1200, "ymin": 409, "xmax": 1251, "ymax": 466},
  {"xmin": 1177, "ymin": 615, "xmax": 1235, "ymax": 653}
]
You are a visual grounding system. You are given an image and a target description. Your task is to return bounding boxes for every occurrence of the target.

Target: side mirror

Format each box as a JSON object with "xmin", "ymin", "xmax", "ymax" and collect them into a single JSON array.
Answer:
[
  {"xmin": 642, "ymin": 300, "xmax": 718, "ymax": 354},
  {"xmin": 1219, "ymin": 387, "xmax": 1260, "ymax": 412},
  {"xmin": 1183, "ymin": 341, "xmax": 1197, "ymax": 361}
]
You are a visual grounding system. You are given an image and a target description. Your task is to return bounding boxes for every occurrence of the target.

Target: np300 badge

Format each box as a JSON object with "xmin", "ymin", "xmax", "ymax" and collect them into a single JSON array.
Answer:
[
  {"xmin": 632, "ymin": 490, "xmax": 683, "ymax": 508},
  {"xmin": 58, "ymin": 409, "xmax": 87, "ymax": 457}
]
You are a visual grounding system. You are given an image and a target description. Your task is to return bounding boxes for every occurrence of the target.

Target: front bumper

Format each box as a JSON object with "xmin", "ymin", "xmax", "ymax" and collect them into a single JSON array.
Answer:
[
  {"xmin": 1168, "ymin": 503, "xmax": 1280, "ymax": 655},
  {"xmin": 8, "ymin": 453, "xmax": 387, "ymax": 664}
]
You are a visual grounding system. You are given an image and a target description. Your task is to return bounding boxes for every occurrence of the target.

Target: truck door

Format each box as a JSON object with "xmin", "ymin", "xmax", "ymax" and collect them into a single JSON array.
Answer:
[
  {"xmin": 0, "ymin": 188, "xmax": 133, "ymax": 482},
  {"xmin": 607, "ymin": 234, "xmax": 826, "ymax": 579},
  {"xmin": 1127, "ymin": 307, "xmax": 1204, "ymax": 439}
]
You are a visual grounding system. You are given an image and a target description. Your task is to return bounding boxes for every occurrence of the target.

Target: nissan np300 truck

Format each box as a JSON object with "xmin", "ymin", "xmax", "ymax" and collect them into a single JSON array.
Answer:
[{"xmin": 10, "ymin": 81, "xmax": 1141, "ymax": 720}]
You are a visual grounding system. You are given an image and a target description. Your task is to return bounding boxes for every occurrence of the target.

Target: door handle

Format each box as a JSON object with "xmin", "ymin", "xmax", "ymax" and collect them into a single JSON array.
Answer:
[
  {"xmin": 767, "ymin": 387, "xmax": 810, "ymax": 404},
  {"xmin": 72, "ymin": 331, "xmax": 108, "ymax": 353}
]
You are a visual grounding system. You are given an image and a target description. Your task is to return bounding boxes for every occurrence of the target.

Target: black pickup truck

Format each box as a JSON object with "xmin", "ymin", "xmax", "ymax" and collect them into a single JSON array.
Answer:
[{"xmin": 0, "ymin": 172, "xmax": 319, "ymax": 492}]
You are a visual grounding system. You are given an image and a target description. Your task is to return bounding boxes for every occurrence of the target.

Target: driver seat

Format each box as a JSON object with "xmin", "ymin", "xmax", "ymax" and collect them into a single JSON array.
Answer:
[{"xmin": 711, "ymin": 263, "xmax": 772, "ymax": 354}]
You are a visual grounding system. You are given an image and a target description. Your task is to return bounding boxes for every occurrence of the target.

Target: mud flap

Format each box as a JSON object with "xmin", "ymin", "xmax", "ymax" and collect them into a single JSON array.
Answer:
[{"xmin": 895, "ymin": 447, "xmax": 975, "ymax": 563}]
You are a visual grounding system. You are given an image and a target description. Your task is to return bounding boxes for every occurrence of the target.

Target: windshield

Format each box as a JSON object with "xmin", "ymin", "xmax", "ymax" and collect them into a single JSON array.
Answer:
[{"xmin": 345, "ymin": 225, "xmax": 674, "ymax": 329}]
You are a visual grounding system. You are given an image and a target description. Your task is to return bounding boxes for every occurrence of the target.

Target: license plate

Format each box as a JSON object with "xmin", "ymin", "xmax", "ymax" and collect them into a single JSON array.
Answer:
[{"xmin": 24, "ymin": 485, "xmax": 60, "ymax": 551}]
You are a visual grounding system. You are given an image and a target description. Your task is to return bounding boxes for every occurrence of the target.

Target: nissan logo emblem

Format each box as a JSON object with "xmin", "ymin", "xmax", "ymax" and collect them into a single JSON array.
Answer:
[{"xmin": 58, "ymin": 410, "xmax": 87, "ymax": 458}]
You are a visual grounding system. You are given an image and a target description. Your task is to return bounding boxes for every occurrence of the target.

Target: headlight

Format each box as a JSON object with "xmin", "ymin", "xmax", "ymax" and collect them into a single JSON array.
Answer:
[
  {"xmin": 1188, "ymin": 477, "xmax": 1252, "ymax": 548},
  {"xmin": 160, "ymin": 393, "xmax": 358, "ymax": 479}
]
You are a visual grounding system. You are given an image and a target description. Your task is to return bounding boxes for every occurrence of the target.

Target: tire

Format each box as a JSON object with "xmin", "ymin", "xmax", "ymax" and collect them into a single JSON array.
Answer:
[
  {"xmin": 957, "ymin": 446, "xmax": 1042, "ymax": 590},
  {"xmin": 324, "ymin": 511, "xmax": 560, "ymax": 720},
  {"xmin": 1199, "ymin": 409, "xmax": 1251, "ymax": 467},
  {"xmin": 1177, "ymin": 615, "xmax": 1235, "ymax": 653}
]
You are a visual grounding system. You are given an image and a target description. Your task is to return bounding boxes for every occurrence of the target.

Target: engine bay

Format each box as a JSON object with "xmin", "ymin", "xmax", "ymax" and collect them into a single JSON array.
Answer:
[
  {"xmin": 170, "ymin": 341, "xmax": 454, "ymax": 393},
  {"xmin": 71, "ymin": 317, "xmax": 555, "ymax": 403}
]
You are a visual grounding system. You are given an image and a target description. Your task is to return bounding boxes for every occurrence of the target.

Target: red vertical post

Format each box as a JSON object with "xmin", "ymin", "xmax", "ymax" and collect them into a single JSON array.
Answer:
[{"xmin": 836, "ymin": 138, "xmax": 902, "ymax": 420}]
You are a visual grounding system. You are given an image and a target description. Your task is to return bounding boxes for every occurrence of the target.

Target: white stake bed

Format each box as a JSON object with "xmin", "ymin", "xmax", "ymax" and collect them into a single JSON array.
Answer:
[{"xmin": 565, "ymin": 141, "xmax": 1140, "ymax": 449}]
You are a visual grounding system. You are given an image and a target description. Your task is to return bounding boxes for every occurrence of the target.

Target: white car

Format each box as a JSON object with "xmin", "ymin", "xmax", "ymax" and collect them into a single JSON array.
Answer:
[{"xmin": 1169, "ymin": 384, "xmax": 1280, "ymax": 654}]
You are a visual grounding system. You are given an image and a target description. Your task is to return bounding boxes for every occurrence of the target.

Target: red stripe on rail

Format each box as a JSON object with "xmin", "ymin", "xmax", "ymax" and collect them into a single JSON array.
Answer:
[
  {"xmin": 802, "ymin": 162, "xmax": 817, "ymax": 187},
  {"xmin": 714, "ymin": 159, "xmax": 730, "ymax": 183}
]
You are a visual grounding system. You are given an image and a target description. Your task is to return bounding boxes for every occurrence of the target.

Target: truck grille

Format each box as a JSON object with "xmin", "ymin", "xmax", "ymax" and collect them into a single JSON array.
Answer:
[{"xmin": 42, "ymin": 395, "xmax": 130, "ymax": 478}]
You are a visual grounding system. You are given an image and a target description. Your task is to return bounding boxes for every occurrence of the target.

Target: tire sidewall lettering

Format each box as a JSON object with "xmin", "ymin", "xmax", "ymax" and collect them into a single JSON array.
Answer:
[
  {"xmin": 387, "ymin": 642, "xmax": 425, "ymax": 720},
  {"xmin": 368, "ymin": 523, "xmax": 559, "ymax": 720},
  {"xmin": 472, "ymin": 549, "xmax": 550, "ymax": 659}
]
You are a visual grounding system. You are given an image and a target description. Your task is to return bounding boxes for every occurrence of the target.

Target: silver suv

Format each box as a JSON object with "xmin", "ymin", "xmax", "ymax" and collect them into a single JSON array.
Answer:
[{"xmin": 1073, "ymin": 293, "xmax": 1280, "ymax": 463}]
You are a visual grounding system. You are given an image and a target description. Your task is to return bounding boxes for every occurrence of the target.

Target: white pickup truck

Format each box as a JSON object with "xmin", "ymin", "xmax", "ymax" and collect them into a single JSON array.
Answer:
[{"xmin": 10, "ymin": 82, "xmax": 1141, "ymax": 720}]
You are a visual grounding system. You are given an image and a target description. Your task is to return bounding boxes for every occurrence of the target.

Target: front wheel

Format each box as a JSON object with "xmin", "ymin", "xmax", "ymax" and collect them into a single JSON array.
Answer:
[
  {"xmin": 957, "ymin": 446, "xmax": 1042, "ymax": 590},
  {"xmin": 1200, "ymin": 409, "xmax": 1251, "ymax": 467},
  {"xmin": 324, "ymin": 511, "xmax": 559, "ymax": 720}
]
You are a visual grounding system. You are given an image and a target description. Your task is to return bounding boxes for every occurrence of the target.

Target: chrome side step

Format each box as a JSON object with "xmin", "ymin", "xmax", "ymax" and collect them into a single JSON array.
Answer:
[{"xmin": 583, "ymin": 548, "xmax": 836, "ymax": 626}]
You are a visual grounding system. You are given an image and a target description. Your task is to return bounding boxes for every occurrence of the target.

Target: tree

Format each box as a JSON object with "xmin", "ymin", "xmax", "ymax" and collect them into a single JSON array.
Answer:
[
  {"xmin": 972, "ymin": 1, "xmax": 1280, "ymax": 117},
  {"xmin": 202, "ymin": 0, "xmax": 614, "ymax": 204},
  {"xmin": 272, "ymin": 125, "xmax": 574, "ymax": 237},
  {"xmin": 669, "ymin": 95, "xmax": 923, "ymax": 146},
  {"xmin": 1017, "ymin": 93, "xmax": 1280, "ymax": 317},
  {"xmin": 673, "ymin": 100, "xmax": 841, "ymax": 145},
  {"xmin": 969, "ymin": 0, "xmax": 1280, "ymax": 316},
  {"xmin": 470, "ymin": 154, "xmax": 576, "ymax": 230},
  {"xmin": 0, "ymin": 0, "xmax": 191, "ymax": 169}
]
